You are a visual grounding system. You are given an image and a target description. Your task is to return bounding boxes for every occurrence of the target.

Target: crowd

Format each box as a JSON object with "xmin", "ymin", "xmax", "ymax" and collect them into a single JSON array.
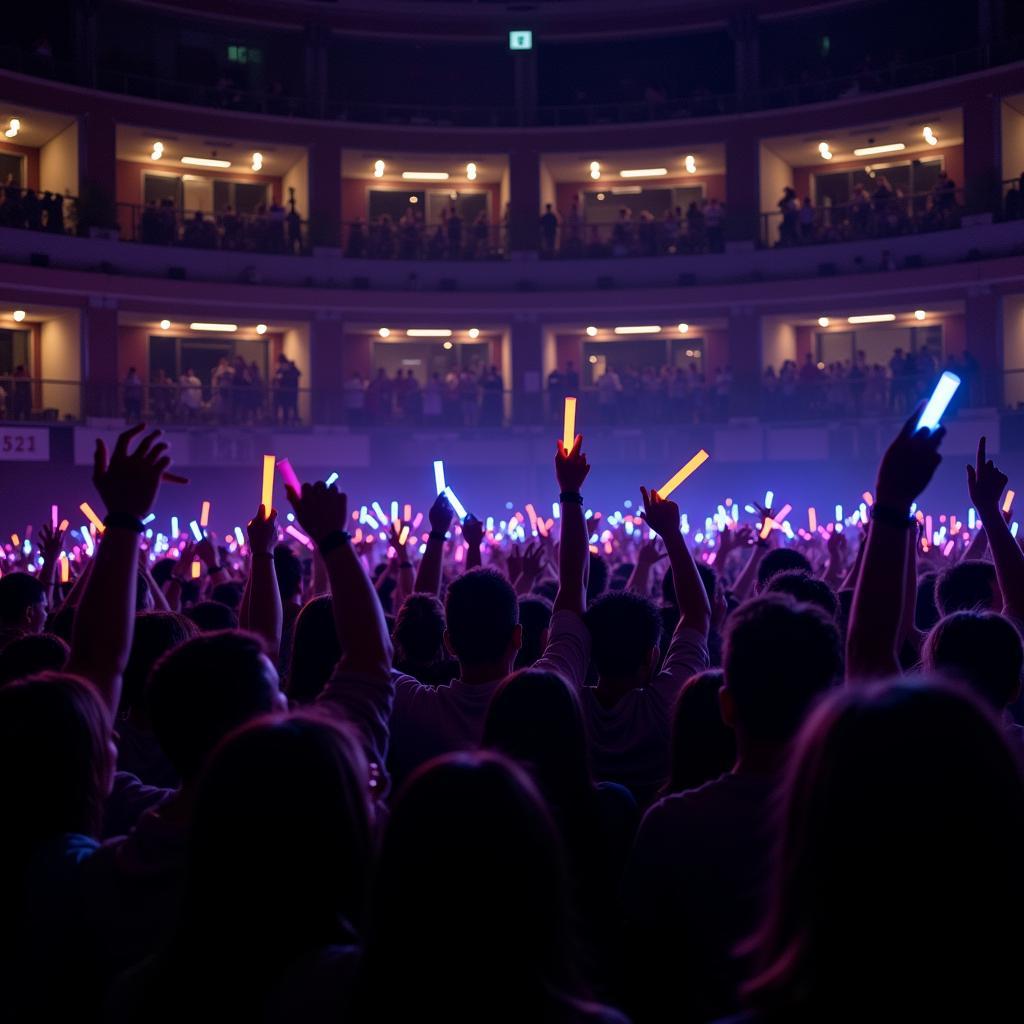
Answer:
[
  {"xmin": 0, "ymin": 178, "xmax": 70, "ymax": 234},
  {"xmin": 134, "ymin": 198, "xmax": 305, "ymax": 254},
  {"xmin": 344, "ymin": 206, "xmax": 497, "ymax": 261},
  {"xmin": 3, "ymin": 400, "xmax": 1024, "ymax": 1021}
]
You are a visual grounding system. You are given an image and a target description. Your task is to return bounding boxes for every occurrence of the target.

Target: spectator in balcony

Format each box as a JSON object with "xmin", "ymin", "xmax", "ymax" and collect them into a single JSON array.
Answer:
[
  {"xmin": 685, "ymin": 201, "xmax": 704, "ymax": 253},
  {"xmin": 366, "ymin": 368, "xmax": 391, "ymax": 423},
  {"xmin": 705, "ymin": 197, "xmax": 725, "ymax": 253},
  {"xmin": 179, "ymin": 367, "xmax": 202, "ymax": 422},
  {"xmin": 286, "ymin": 204, "xmax": 302, "ymax": 254},
  {"xmin": 446, "ymin": 206, "xmax": 463, "ymax": 259},
  {"xmin": 150, "ymin": 369, "xmax": 174, "ymax": 423},
  {"xmin": 274, "ymin": 354, "xmax": 301, "ymax": 425},
  {"xmin": 849, "ymin": 183, "xmax": 871, "ymax": 236},
  {"xmin": 427, "ymin": 224, "xmax": 447, "ymax": 259},
  {"xmin": 540, "ymin": 204, "xmax": 559, "ymax": 257},
  {"xmin": 799, "ymin": 197, "xmax": 816, "ymax": 242},
  {"xmin": 397, "ymin": 370, "xmax": 422, "ymax": 422},
  {"xmin": 481, "ymin": 366, "xmax": 504, "ymax": 426},
  {"xmin": 565, "ymin": 360, "xmax": 580, "ymax": 395},
  {"xmin": 469, "ymin": 211, "xmax": 490, "ymax": 259},
  {"xmin": 778, "ymin": 187, "xmax": 799, "ymax": 246},
  {"xmin": 458, "ymin": 369, "xmax": 479, "ymax": 427},
  {"xmin": 398, "ymin": 210, "xmax": 419, "ymax": 260},
  {"xmin": 597, "ymin": 365, "xmax": 622, "ymax": 425},
  {"xmin": 346, "ymin": 219, "xmax": 367, "ymax": 259},
  {"xmin": 563, "ymin": 200, "xmax": 583, "ymax": 257},
  {"xmin": 714, "ymin": 366, "xmax": 733, "ymax": 420},
  {"xmin": 548, "ymin": 365, "xmax": 564, "ymax": 425},
  {"xmin": 44, "ymin": 192, "xmax": 65, "ymax": 234},
  {"xmin": 140, "ymin": 201, "xmax": 161, "ymax": 245},
  {"xmin": 585, "ymin": 225, "xmax": 607, "ymax": 258},
  {"xmin": 268, "ymin": 200, "xmax": 287, "ymax": 253},
  {"xmin": 211, "ymin": 357, "xmax": 234, "ymax": 420},
  {"xmin": 344, "ymin": 372, "xmax": 366, "ymax": 426},
  {"xmin": 21, "ymin": 189, "xmax": 41, "ymax": 232},
  {"xmin": 612, "ymin": 208, "xmax": 634, "ymax": 256},
  {"xmin": 220, "ymin": 206, "xmax": 243, "ymax": 250},
  {"xmin": 159, "ymin": 198, "xmax": 177, "ymax": 245},
  {"xmin": 123, "ymin": 368, "xmax": 144, "ymax": 424}
]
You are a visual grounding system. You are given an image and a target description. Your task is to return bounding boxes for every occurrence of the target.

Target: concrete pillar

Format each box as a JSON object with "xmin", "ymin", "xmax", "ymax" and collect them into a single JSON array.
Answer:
[
  {"xmin": 77, "ymin": 107, "xmax": 117, "ymax": 232},
  {"xmin": 508, "ymin": 149, "xmax": 541, "ymax": 253},
  {"xmin": 963, "ymin": 93, "xmax": 1002, "ymax": 215},
  {"xmin": 510, "ymin": 316, "xmax": 544, "ymax": 423},
  {"xmin": 82, "ymin": 299, "xmax": 119, "ymax": 415},
  {"xmin": 310, "ymin": 313, "xmax": 345, "ymax": 423},
  {"xmin": 724, "ymin": 129, "xmax": 760, "ymax": 243},
  {"xmin": 727, "ymin": 307, "xmax": 762, "ymax": 415},
  {"xmin": 308, "ymin": 142, "xmax": 342, "ymax": 249},
  {"xmin": 966, "ymin": 285, "xmax": 1001, "ymax": 406}
]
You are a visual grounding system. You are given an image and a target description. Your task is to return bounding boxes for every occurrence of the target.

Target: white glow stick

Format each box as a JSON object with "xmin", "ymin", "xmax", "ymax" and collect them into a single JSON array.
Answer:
[
  {"xmin": 234, "ymin": 526, "xmax": 245, "ymax": 546},
  {"xmin": 325, "ymin": 472, "xmax": 339, "ymax": 487},
  {"xmin": 190, "ymin": 520, "xmax": 203, "ymax": 541},
  {"xmin": 142, "ymin": 513, "xmax": 156, "ymax": 525},
  {"xmin": 444, "ymin": 486, "xmax": 468, "ymax": 521},
  {"xmin": 433, "ymin": 460, "xmax": 446, "ymax": 496},
  {"xmin": 171, "ymin": 516, "xmax": 179, "ymax": 539},
  {"xmin": 915, "ymin": 371, "xmax": 961, "ymax": 433}
]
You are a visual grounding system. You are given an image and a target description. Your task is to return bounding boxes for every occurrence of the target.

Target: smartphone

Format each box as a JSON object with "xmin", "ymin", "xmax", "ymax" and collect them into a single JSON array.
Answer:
[{"xmin": 915, "ymin": 371, "xmax": 961, "ymax": 433}]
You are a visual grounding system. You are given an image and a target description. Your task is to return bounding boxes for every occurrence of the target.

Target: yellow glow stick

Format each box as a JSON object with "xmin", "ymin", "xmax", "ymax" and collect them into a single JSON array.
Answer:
[
  {"xmin": 59, "ymin": 518, "xmax": 69, "ymax": 532},
  {"xmin": 862, "ymin": 491, "xmax": 874, "ymax": 506},
  {"xmin": 190, "ymin": 559, "xmax": 201, "ymax": 579},
  {"xmin": 200, "ymin": 500, "xmax": 211, "ymax": 527},
  {"xmin": 398, "ymin": 524, "xmax": 410, "ymax": 546},
  {"xmin": 80, "ymin": 502, "xmax": 106, "ymax": 534},
  {"xmin": 260, "ymin": 454, "xmax": 275, "ymax": 512},
  {"xmin": 1004, "ymin": 490, "xmax": 1015, "ymax": 514},
  {"xmin": 59, "ymin": 553, "xmax": 70, "ymax": 583},
  {"xmin": 562, "ymin": 396, "xmax": 577, "ymax": 448},
  {"xmin": 657, "ymin": 449, "xmax": 710, "ymax": 499}
]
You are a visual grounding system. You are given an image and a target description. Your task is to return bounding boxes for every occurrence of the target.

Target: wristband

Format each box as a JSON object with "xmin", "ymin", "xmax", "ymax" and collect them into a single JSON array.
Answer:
[
  {"xmin": 103, "ymin": 512, "xmax": 144, "ymax": 534},
  {"xmin": 871, "ymin": 504, "xmax": 914, "ymax": 529},
  {"xmin": 429, "ymin": 530, "xmax": 447, "ymax": 542},
  {"xmin": 318, "ymin": 530, "xmax": 350, "ymax": 556},
  {"xmin": 559, "ymin": 491, "xmax": 584, "ymax": 505}
]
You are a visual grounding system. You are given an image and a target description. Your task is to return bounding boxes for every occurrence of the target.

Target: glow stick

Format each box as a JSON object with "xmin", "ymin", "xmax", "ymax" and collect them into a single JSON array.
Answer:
[
  {"xmin": 444, "ymin": 486, "xmax": 468, "ymax": 520},
  {"xmin": 81, "ymin": 527, "xmax": 94, "ymax": 556},
  {"xmin": 51, "ymin": 505, "xmax": 58, "ymax": 530},
  {"xmin": 325, "ymin": 472, "xmax": 339, "ymax": 487},
  {"xmin": 404, "ymin": 503, "xmax": 412, "ymax": 522},
  {"xmin": 364, "ymin": 513, "xmax": 380, "ymax": 530},
  {"xmin": 399, "ymin": 524, "xmax": 410, "ymax": 546},
  {"xmin": 1014, "ymin": 523, "xmax": 1020, "ymax": 539},
  {"xmin": 372, "ymin": 502, "xmax": 389, "ymax": 526},
  {"xmin": 808, "ymin": 507, "xmax": 817, "ymax": 532},
  {"xmin": 764, "ymin": 490, "xmax": 774, "ymax": 509},
  {"xmin": 412, "ymin": 513, "xmax": 423, "ymax": 529},
  {"xmin": 835, "ymin": 504, "xmax": 843, "ymax": 523},
  {"xmin": 171, "ymin": 516, "xmax": 179, "ymax": 539},
  {"xmin": 80, "ymin": 502, "xmax": 105, "ymax": 534},
  {"xmin": 200, "ymin": 501, "xmax": 211, "ymax": 528},
  {"xmin": 391, "ymin": 501, "xmax": 399, "ymax": 524},
  {"xmin": 552, "ymin": 501, "xmax": 560, "ymax": 520},
  {"xmin": 191, "ymin": 560, "xmax": 201, "ymax": 579},
  {"xmin": 59, "ymin": 519, "xmax": 69, "ymax": 532},
  {"xmin": 657, "ymin": 449, "xmax": 710, "ymax": 499},
  {"xmin": 234, "ymin": 527, "xmax": 245, "ymax": 546},
  {"xmin": 862, "ymin": 491, "xmax": 874, "ymax": 506},
  {"xmin": 189, "ymin": 520, "xmax": 203, "ymax": 542},
  {"xmin": 774, "ymin": 503, "xmax": 792, "ymax": 524},
  {"xmin": 759, "ymin": 517, "xmax": 774, "ymax": 540},
  {"xmin": 744, "ymin": 504, "xmax": 757, "ymax": 514},
  {"xmin": 859, "ymin": 503, "xmax": 868, "ymax": 522},
  {"xmin": 276, "ymin": 458, "xmax": 301, "ymax": 497},
  {"xmin": 526, "ymin": 503, "xmax": 538, "ymax": 533},
  {"xmin": 925, "ymin": 515, "xmax": 933, "ymax": 543},
  {"xmin": 59, "ymin": 552, "xmax": 70, "ymax": 583},
  {"xmin": 943, "ymin": 540, "xmax": 955, "ymax": 557},
  {"xmin": 286, "ymin": 524, "xmax": 314, "ymax": 549},
  {"xmin": 915, "ymin": 371, "xmax": 961, "ymax": 433},
  {"xmin": 486, "ymin": 517, "xmax": 494, "ymax": 532},
  {"xmin": 261, "ymin": 454, "xmax": 276, "ymax": 512},
  {"xmin": 562, "ymin": 396, "xmax": 577, "ymax": 448},
  {"xmin": 1004, "ymin": 490, "xmax": 1015, "ymax": 514},
  {"xmin": 142, "ymin": 513, "xmax": 155, "ymax": 525},
  {"xmin": 968, "ymin": 508, "xmax": 976, "ymax": 529},
  {"xmin": 433, "ymin": 460, "xmax": 446, "ymax": 496}
]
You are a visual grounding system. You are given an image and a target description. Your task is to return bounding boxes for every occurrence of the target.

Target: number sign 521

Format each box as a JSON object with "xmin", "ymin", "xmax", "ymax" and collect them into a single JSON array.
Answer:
[{"xmin": 0, "ymin": 428, "xmax": 49, "ymax": 461}]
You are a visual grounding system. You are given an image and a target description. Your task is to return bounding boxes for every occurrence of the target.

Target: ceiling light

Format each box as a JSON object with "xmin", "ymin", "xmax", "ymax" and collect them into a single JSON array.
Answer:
[
  {"xmin": 150, "ymin": 141, "xmax": 164, "ymax": 160},
  {"xmin": 402, "ymin": 171, "xmax": 449, "ymax": 181},
  {"xmin": 914, "ymin": 309, "xmax": 926, "ymax": 320},
  {"xmin": 159, "ymin": 319, "xmax": 171, "ymax": 330},
  {"xmin": 189, "ymin": 322, "xmax": 237, "ymax": 332},
  {"xmin": 468, "ymin": 328, "xmax": 480, "ymax": 339},
  {"xmin": 678, "ymin": 323, "xmax": 689, "ymax": 333},
  {"xmin": 443, "ymin": 341, "xmax": 454, "ymax": 350},
  {"xmin": 181, "ymin": 156, "xmax": 231, "ymax": 168},
  {"xmin": 256, "ymin": 323, "xmax": 268, "ymax": 334},
  {"xmin": 610, "ymin": 187, "xmax": 642, "ymax": 195},
  {"xmin": 586, "ymin": 326, "xmax": 598, "ymax": 336},
  {"xmin": 408, "ymin": 195, "xmax": 418, "ymax": 204},
  {"xmin": 4, "ymin": 118, "xmax": 21, "ymax": 139},
  {"xmin": 12, "ymin": 309, "xmax": 25, "ymax": 322},
  {"xmin": 818, "ymin": 142, "xmax": 832, "ymax": 160},
  {"xmin": 818, "ymin": 316, "xmax": 830, "ymax": 328},
  {"xmin": 588, "ymin": 355, "xmax": 598, "ymax": 364},
  {"xmin": 684, "ymin": 154, "xmax": 696, "ymax": 174},
  {"xmin": 466, "ymin": 162, "xmax": 477, "ymax": 181},
  {"xmin": 619, "ymin": 168, "xmax": 668, "ymax": 178},
  {"xmin": 923, "ymin": 126, "xmax": 937, "ymax": 145},
  {"xmin": 853, "ymin": 143, "xmax": 905, "ymax": 157},
  {"xmin": 373, "ymin": 160, "xmax": 385, "ymax": 177},
  {"xmin": 378, "ymin": 328, "xmax": 390, "ymax": 338},
  {"xmin": 251, "ymin": 152, "xmax": 263, "ymax": 171},
  {"xmin": 613, "ymin": 325, "xmax": 661, "ymax": 334},
  {"xmin": 589, "ymin": 161, "xmax": 601, "ymax": 180},
  {"xmin": 407, "ymin": 329, "xmax": 452, "ymax": 337},
  {"xmin": 847, "ymin": 314, "xmax": 896, "ymax": 324}
]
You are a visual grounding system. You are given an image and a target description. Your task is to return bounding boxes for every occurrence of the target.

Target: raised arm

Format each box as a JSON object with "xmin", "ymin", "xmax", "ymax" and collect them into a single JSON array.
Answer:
[
  {"xmin": 823, "ymin": 530, "xmax": 849, "ymax": 590},
  {"xmin": 514, "ymin": 541, "xmax": 549, "ymax": 596},
  {"xmin": 733, "ymin": 509, "xmax": 773, "ymax": 600},
  {"xmin": 245, "ymin": 504, "xmax": 283, "ymax": 657},
  {"xmin": 626, "ymin": 539, "xmax": 666, "ymax": 597},
  {"xmin": 847, "ymin": 411, "xmax": 943, "ymax": 681},
  {"xmin": 67, "ymin": 425, "xmax": 172, "ymax": 720},
  {"xmin": 414, "ymin": 493, "xmax": 454, "ymax": 596},
  {"xmin": 552, "ymin": 434, "xmax": 590, "ymax": 615},
  {"xmin": 288, "ymin": 481, "xmax": 392, "ymax": 678},
  {"xmin": 36, "ymin": 522, "xmax": 67, "ymax": 611},
  {"xmin": 463, "ymin": 514, "xmax": 483, "ymax": 571},
  {"xmin": 967, "ymin": 436, "xmax": 1024, "ymax": 622},
  {"xmin": 388, "ymin": 521, "xmax": 415, "ymax": 606}
]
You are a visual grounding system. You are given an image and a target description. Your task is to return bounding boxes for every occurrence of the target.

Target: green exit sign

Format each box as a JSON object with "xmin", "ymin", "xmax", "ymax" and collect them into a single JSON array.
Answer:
[{"xmin": 509, "ymin": 30, "xmax": 533, "ymax": 50}]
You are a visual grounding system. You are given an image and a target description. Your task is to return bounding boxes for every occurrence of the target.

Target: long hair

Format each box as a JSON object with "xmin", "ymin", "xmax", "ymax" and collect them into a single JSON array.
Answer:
[{"xmin": 286, "ymin": 596, "xmax": 340, "ymax": 704}]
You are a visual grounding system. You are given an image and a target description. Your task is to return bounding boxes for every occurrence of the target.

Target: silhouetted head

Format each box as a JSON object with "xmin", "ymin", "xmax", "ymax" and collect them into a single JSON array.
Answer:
[
  {"xmin": 756, "ymin": 549, "xmax": 812, "ymax": 590},
  {"xmin": 393, "ymin": 594, "xmax": 446, "ymax": 667},
  {"xmin": 665, "ymin": 669, "xmax": 736, "ymax": 794},
  {"xmin": 0, "ymin": 573, "xmax": 47, "ymax": 634},
  {"xmin": 122, "ymin": 611, "xmax": 198, "ymax": 714},
  {"xmin": 515, "ymin": 596, "xmax": 553, "ymax": 668},
  {"xmin": 185, "ymin": 600, "xmax": 239, "ymax": 633},
  {"xmin": 0, "ymin": 632, "xmax": 69, "ymax": 687},
  {"xmin": 585, "ymin": 591, "xmax": 662, "ymax": 681},
  {"xmin": 934, "ymin": 561, "xmax": 999, "ymax": 615},
  {"xmin": 444, "ymin": 569, "xmax": 521, "ymax": 671},
  {"xmin": 286, "ymin": 596, "xmax": 340, "ymax": 705},
  {"xmin": 764, "ymin": 570, "xmax": 838, "ymax": 619}
]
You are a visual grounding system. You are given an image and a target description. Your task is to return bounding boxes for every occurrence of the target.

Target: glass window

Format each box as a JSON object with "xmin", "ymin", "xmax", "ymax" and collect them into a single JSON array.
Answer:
[
  {"xmin": 369, "ymin": 189, "xmax": 425, "ymax": 222},
  {"xmin": 144, "ymin": 173, "xmax": 183, "ymax": 208},
  {"xmin": 212, "ymin": 180, "xmax": 269, "ymax": 214},
  {"xmin": 0, "ymin": 151, "xmax": 24, "ymax": 187},
  {"xmin": 425, "ymin": 191, "xmax": 487, "ymax": 225},
  {"xmin": 583, "ymin": 186, "xmax": 702, "ymax": 224},
  {"xmin": 0, "ymin": 329, "xmax": 30, "ymax": 375}
]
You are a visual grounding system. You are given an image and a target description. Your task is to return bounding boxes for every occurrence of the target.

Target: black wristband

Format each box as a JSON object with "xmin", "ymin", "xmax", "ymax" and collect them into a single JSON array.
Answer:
[
  {"xmin": 429, "ymin": 530, "xmax": 447, "ymax": 542},
  {"xmin": 872, "ymin": 503, "xmax": 914, "ymax": 529},
  {"xmin": 103, "ymin": 512, "xmax": 145, "ymax": 534},
  {"xmin": 318, "ymin": 530, "xmax": 350, "ymax": 556},
  {"xmin": 559, "ymin": 491, "xmax": 584, "ymax": 505}
]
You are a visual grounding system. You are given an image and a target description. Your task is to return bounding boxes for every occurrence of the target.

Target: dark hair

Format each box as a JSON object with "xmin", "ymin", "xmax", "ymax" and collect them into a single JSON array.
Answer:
[
  {"xmin": 122, "ymin": 612, "xmax": 198, "ymax": 714},
  {"xmin": 764, "ymin": 571, "xmax": 838, "ymax": 618},
  {"xmin": 923, "ymin": 611, "xmax": 1023, "ymax": 709},
  {"xmin": 934, "ymin": 561, "xmax": 998, "ymax": 615},
  {"xmin": 515, "ymin": 596, "xmax": 553, "ymax": 669},
  {"xmin": 273, "ymin": 544, "xmax": 303, "ymax": 601},
  {"xmin": 744, "ymin": 681, "xmax": 1024, "ymax": 1019},
  {"xmin": 286, "ymin": 596, "xmax": 340, "ymax": 705},
  {"xmin": 756, "ymin": 549, "xmax": 812, "ymax": 589},
  {"xmin": 585, "ymin": 591, "xmax": 662, "ymax": 677},
  {"xmin": 915, "ymin": 571, "xmax": 940, "ymax": 631},
  {"xmin": 609, "ymin": 563, "xmax": 634, "ymax": 591},
  {"xmin": 664, "ymin": 669, "xmax": 735, "ymax": 794},
  {"xmin": 586, "ymin": 553, "xmax": 609, "ymax": 604},
  {"xmin": 150, "ymin": 558, "xmax": 175, "ymax": 587},
  {"xmin": 532, "ymin": 579, "xmax": 558, "ymax": 603},
  {"xmin": 393, "ymin": 594, "xmax": 446, "ymax": 665},
  {"xmin": 147, "ymin": 630, "xmax": 280, "ymax": 781},
  {"xmin": 723, "ymin": 594, "xmax": 840, "ymax": 741},
  {"xmin": 210, "ymin": 581, "xmax": 244, "ymax": 612},
  {"xmin": 0, "ymin": 572, "xmax": 45, "ymax": 626},
  {"xmin": 185, "ymin": 601, "xmax": 239, "ymax": 633},
  {"xmin": 0, "ymin": 632, "xmax": 69, "ymax": 687},
  {"xmin": 445, "ymin": 568, "xmax": 519, "ymax": 665}
]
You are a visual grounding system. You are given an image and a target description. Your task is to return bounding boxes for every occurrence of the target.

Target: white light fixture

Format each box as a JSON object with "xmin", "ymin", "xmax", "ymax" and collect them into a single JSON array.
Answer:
[
  {"xmin": 585, "ymin": 326, "xmax": 598, "ymax": 336},
  {"xmin": 468, "ymin": 328, "xmax": 480, "ymax": 339},
  {"xmin": 914, "ymin": 309, "xmax": 926, "ymax": 320},
  {"xmin": 589, "ymin": 161, "xmax": 601, "ymax": 180},
  {"xmin": 256, "ymin": 323, "xmax": 268, "ymax": 334},
  {"xmin": 818, "ymin": 316, "xmax": 830, "ymax": 328},
  {"xmin": 407, "ymin": 329, "xmax": 453, "ymax": 337},
  {"xmin": 818, "ymin": 142, "xmax": 833, "ymax": 160},
  {"xmin": 449, "ymin": 191, "xmax": 458, "ymax": 201},
  {"xmin": 923, "ymin": 126, "xmax": 938, "ymax": 146},
  {"xmin": 853, "ymin": 143, "xmax": 905, "ymax": 157},
  {"xmin": 373, "ymin": 159, "xmax": 385, "ymax": 178},
  {"xmin": 159, "ymin": 319, "xmax": 171, "ymax": 330},
  {"xmin": 466, "ymin": 162, "xmax": 478, "ymax": 181},
  {"xmin": 378, "ymin": 327, "xmax": 390, "ymax": 338},
  {"xmin": 443, "ymin": 341, "xmax": 454, "ymax": 350},
  {"xmin": 614, "ymin": 326, "xmax": 661, "ymax": 334},
  {"xmin": 190, "ymin": 322, "xmax": 238, "ymax": 332},
  {"xmin": 4, "ymin": 117, "xmax": 21, "ymax": 139},
  {"xmin": 678, "ymin": 322, "xmax": 689, "ymax": 333},
  {"xmin": 619, "ymin": 168, "xmax": 668, "ymax": 178},
  {"xmin": 150, "ymin": 141, "xmax": 164, "ymax": 161},
  {"xmin": 588, "ymin": 354, "xmax": 598, "ymax": 364},
  {"xmin": 12, "ymin": 309, "xmax": 25, "ymax": 322},
  {"xmin": 251, "ymin": 152, "xmax": 263, "ymax": 171},
  {"xmin": 610, "ymin": 186, "xmax": 642, "ymax": 195},
  {"xmin": 408, "ymin": 195, "xmax": 419, "ymax": 204},
  {"xmin": 847, "ymin": 314, "xmax": 896, "ymax": 324},
  {"xmin": 402, "ymin": 171, "xmax": 449, "ymax": 181},
  {"xmin": 684, "ymin": 154, "xmax": 697, "ymax": 174},
  {"xmin": 181, "ymin": 156, "xmax": 231, "ymax": 168}
]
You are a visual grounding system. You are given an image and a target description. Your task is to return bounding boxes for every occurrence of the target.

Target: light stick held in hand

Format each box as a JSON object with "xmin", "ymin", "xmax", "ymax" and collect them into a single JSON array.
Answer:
[
  {"xmin": 562, "ymin": 396, "xmax": 577, "ymax": 450},
  {"xmin": 260, "ymin": 454, "xmax": 276, "ymax": 513},
  {"xmin": 657, "ymin": 449, "xmax": 710, "ymax": 500}
]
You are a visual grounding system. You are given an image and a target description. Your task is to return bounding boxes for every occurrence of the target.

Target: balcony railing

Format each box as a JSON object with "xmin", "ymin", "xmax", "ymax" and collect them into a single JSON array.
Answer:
[
  {"xmin": 116, "ymin": 203, "xmax": 309, "ymax": 255},
  {"xmin": 342, "ymin": 221, "xmax": 507, "ymax": 260},
  {"xmin": 759, "ymin": 187, "xmax": 965, "ymax": 249},
  {"xmin": 0, "ymin": 185, "xmax": 75, "ymax": 235},
  {"xmin": 541, "ymin": 215, "xmax": 727, "ymax": 259}
]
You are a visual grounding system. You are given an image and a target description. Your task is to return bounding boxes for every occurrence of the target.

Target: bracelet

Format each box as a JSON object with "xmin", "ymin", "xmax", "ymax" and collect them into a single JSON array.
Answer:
[
  {"xmin": 429, "ymin": 530, "xmax": 447, "ymax": 542},
  {"xmin": 318, "ymin": 530, "xmax": 350, "ymax": 556},
  {"xmin": 559, "ymin": 491, "xmax": 584, "ymax": 505},
  {"xmin": 871, "ymin": 503, "xmax": 914, "ymax": 529},
  {"xmin": 103, "ymin": 512, "xmax": 145, "ymax": 534}
]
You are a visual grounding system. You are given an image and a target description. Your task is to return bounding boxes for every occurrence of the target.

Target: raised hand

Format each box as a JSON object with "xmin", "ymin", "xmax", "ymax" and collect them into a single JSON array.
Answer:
[
  {"xmin": 93, "ymin": 424, "xmax": 171, "ymax": 519},
  {"xmin": 247, "ymin": 504, "xmax": 278, "ymax": 556},
  {"xmin": 875, "ymin": 406, "xmax": 944, "ymax": 510},
  {"xmin": 38, "ymin": 522, "xmax": 66, "ymax": 562},
  {"xmin": 507, "ymin": 544, "xmax": 524, "ymax": 581},
  {"xmin": 827, "ymin": 528, "xmax": 848, "ymax": 563},
  {"xmin": 172, "ymin": 540, "xmax": 197, "ymax": 580},
  {"xmin": 287, "ymin": 480, "xmax": 347, "ymax": 545},
  {"xmin": 521, "ymin": 541, "xmax": 548, "ymax": 578},
  {"xmin": 555, "ymin": 434, "xmax": 591, "ymax": 493},
  {"xmin": 196, "ymin": 535, "xmax": 220, "ymax": 570},
  {"xmin": 388, "ymin": 520, "xmax": 408, "ymax": 556},
  {"xmin": 640, "ymin": 485, "xmax": 682, "ymax": 540},
  {"xmin": 967, "ymin": 436, "xmax": 1008, "ymax": 516},
  {"xmin": 428, "ymin": 492, "xmax": 455, "ymax": 535},
  {"xmin": 636, "ymin": 537, "xmax": 667, "ymax": 568},
  {"xmin": 462, "ymin": 514, "xmax": 484, "ymax": 548}
]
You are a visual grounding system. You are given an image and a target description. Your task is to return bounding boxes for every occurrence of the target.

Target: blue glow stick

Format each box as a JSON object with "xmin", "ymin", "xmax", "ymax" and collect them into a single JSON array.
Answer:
[
  {"xmin": 552, "ymin": 501, "xmax": 560, "ymax": 520},
  {"xmin": 915, "ymin": 371, "xmax": 961, "ymax": 433},
  {"xmin": 433, "ymin": 460, "xmax": 446, "ymax": 496},
  {"xmin": 142, "ymin": 513, "xmax": 156, "ymax": 525},
  {"xmin": 764, "ymin": 490, "xmax": 774, "ymax": 508},
  {"xmin": 443, "ymin": 486, "xmax": 467, "ymax": 521},
  {"xmin": 372, "ymin": 502, "xmax": 389, "ymax": 526},
  {"xmin": 189, "ymin": 520, "xmax": 203, "ymax": 541},
  {"xmin": 835, "ymin": 504, "xmax": 843, "ymax": 522},
  {"xmin": 234, "ymin": 526, "xmax": 245, "ymax": 546},
  {"xmin": 325, "ymin": 472, "xmax": 339, "ymax": 487}
]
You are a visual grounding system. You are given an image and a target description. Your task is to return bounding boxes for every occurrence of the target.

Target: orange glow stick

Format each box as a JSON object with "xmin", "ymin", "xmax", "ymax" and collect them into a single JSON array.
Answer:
[
  {"xmin": 260, "ymin": 454, "xmax": 275, "ymax": 512},
  {"xmin": 59, "ymin": 518, "xmax": 69, "ymax": 532},
  {"xmin": 562, "ymin": 396, "xmax": 577, "ymax": 448},
  {"xmin": 1003, "ymin": 490, "xmax": 1015, "ymax": 514},
  {"xmin": 80, "ymin": 502, "xmax": 105, "ymax": 534},
  {"xmin": 807, "ymin": 507, "xmax": 817, "ymax": 533},
  {"xmin": 657, "ymin": 449, "xmax": 710, "ymax": 499},
  {"xmin": 190, "ymin": 559, "xmax": 201, "ymax": 579},
  {"xmin": 862, "ymin": 491, "xmax": 874, "ymax": 506},
  {"xmin": 59, "ymin": 553, "xmax": 70, "ymax": 583},
  {"xmin": 398, "ymin": 524, "xmax": 411, "ymax": 546},
  {"xmin": 200, "ymin": 500, "xmax": 211, "ymax": 528}
]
